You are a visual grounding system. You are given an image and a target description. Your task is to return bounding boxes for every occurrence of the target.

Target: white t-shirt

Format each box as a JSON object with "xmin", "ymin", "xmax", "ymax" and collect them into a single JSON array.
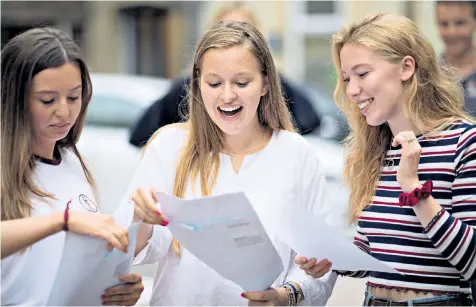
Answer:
[
  {"xmin": 1, "ymin": 148, "xmax": 100, "ymax": 306},
  {"xmin": 125, "ymin": 126, "xmax": 337, "ymax": 306}
]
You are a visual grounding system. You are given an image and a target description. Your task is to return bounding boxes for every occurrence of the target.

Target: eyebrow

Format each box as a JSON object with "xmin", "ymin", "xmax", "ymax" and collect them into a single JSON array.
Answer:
[
  {"xmin": 205, "ymin": 72, "xmax": 252, "ymax": 77},
  {"xmin": 35, "ymin": 84, "xmax": 82, "ymax": 94},
  {"xmin": 341, "ymin": 63, "xmax": 371, "ymax": 73}
]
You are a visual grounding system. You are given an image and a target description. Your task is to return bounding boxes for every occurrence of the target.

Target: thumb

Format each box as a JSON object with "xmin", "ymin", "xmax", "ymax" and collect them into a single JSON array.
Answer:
[
  {"xmin": 119, "ymin": 273, "xmax": 142, "ymax": 283},
  {"xmin": 294, "ymin": 255, "xmax": 308, "ymax": 265},
  {"xmin": 392, "ymin": 135, "xmax": 404, "ymax": 147}
]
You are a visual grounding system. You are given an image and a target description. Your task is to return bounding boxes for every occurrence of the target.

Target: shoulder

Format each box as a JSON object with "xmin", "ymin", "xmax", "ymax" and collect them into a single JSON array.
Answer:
[
  {"xmin": 274, "ymin": 130, "xmax": 321, "ymax": 166},
  {"xmin": 144, "ymin": 123, "xmax": 190, "ymax": 159}
]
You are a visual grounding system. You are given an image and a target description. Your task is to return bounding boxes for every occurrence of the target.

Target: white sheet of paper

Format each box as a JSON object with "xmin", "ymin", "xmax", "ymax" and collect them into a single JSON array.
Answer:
[
  {"xmin": 47, "ymin": 203, "xmax": 138, "ymax": 306},
  {"xmin": 275, "ymin": 205, "xmax": 400, "ymax": 274},
  {"xmin": 155, "ymin": 191, "xmax": 284, "ymax": 292}
]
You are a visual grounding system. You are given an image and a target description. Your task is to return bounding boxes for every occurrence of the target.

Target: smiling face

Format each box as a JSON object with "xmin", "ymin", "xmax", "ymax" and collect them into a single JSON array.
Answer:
[
  {"xmin": 29, "ymin": 62, "xmax": 82, "ymax": 155},
  {"xmin": 199, "ymin": 44, "xmax": 268, "ymax": 136},
  {"xmin": 437, "ymin": 2, "xmax": 475, "ymax": 58},
  {"xmin": 339, "ymin": 43, "xmax": 415, "ymax": 128}
]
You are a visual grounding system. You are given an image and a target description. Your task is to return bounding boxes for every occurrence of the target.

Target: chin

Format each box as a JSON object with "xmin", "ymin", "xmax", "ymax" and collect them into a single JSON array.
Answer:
[{"xmin": 365, "ymin": 116, "xmax": 386, "ymax": 127}]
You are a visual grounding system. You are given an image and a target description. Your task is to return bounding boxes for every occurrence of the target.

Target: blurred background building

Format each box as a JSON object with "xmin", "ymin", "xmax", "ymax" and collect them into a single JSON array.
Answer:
[{"xmin": 1, "ymin": 0, "xmax": 444, "ymax": 97}]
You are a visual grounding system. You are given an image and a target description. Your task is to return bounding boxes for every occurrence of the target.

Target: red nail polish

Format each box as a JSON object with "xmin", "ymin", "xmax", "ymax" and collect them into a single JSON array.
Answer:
[
  {"xmin": 162, "ymin": 219, "xmax": 169, "ymax": 226},
  {"xmin": 241, "ymin": 293, "xmax": 246, "ymax": 298},
  {"xmin": 156, "ymin": 210, "xmax": 161, "ymax": 216}
]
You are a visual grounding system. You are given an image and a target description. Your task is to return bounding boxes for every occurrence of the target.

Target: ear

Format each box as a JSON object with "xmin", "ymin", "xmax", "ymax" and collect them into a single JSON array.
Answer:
[
  {"xmin": 400, "ymin": 55, "xmax": 415, "ymax": 82},
  {"xmin": 261, "ymin": 77, "xmax": 269, "ymax": 96}
]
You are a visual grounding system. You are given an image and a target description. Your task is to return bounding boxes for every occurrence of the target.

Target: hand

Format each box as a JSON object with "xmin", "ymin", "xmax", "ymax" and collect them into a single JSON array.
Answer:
[
  {"xmin": 68, "ymin": 212, "xmax": 129, "ymax": 253},
  {"xmin": 242, "ymin": 287, "xmax": 289, "ymax": 306},
  {"xmin": 295, "ymin": 255, "xmax": 332, "ymax": 278},
  {"xmin": 102, "ymin": 273, "xmax": 144, "ymax": 306},
  {"xmin": 131, "ymin": 187, "xmax": 169, "ymax": 226},
  {"xmin": 392, "ymin": 131, "xmax": 422, "ymax": 192}
]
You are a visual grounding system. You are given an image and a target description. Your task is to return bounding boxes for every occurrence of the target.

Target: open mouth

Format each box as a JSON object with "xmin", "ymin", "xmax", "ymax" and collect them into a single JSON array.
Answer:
[
  {"xmin": 358, "ymin": 98, "xmax": 373, "ymax": 111},
  {"xmin": 218, "ymin": 106, "xmax": 243, "ymax": 117}
]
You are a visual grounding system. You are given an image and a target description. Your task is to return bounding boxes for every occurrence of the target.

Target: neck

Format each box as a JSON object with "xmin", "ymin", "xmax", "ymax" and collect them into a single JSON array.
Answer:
[
  {"xmin": 222, "ymin": 119, "xmax": 270, "ymax": 154},
  {"xmin": 387, "ymin": 111, "xmax": 421, "ymax": 139},
  {"xmin": 445, "ymin": 45, "xmax": 476, "ymax": 69},
  {"xmin": 32, "ymin": 139, "xmax": 56, "ymax": 160}
]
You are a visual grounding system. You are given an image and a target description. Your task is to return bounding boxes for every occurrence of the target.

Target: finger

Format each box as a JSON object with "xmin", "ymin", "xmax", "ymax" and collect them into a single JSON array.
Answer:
[
  {"xmin": 119, "ymin": 273, "xmax": 142, "ymax": 284},
  {"xmin": 242, "ymin": 289, "xmax": 276, "ymax": 302},
  {"xmin": 104, "ymin": 285, "xmax": 135, "ymax": 297},
  {"xmin": 109, "ymin": 225, "xmax": 129, "ymax": 253},
  {"xmin": 132, "ymin": 192, "xmax": 160, "ymax": 225},
  {"xmin": 294, "ymin": 255, "xmax": 309, "ymax": 265},
  {"xmin": 299, "ymin": 257, "xmax": 317, "ymax": 270},
  {"xmin": 135, "ymin": 189, "xmax": 168, "ymax": 225},
  {"xmin": 101, "ymin": 231, "xmax": 124, "ymax": 252},
  {"xmin": 310, "ymin": 261, "xmax": 333, "ymax": 278},
  {"xmin": 310, "ymin": 259, "xmax": 330, "ymax": 273}
]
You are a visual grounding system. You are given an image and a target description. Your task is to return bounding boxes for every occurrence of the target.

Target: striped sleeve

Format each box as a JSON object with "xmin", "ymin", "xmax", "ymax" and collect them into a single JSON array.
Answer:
[
  {"xmin": 339, "ymin": 226, "xmax": 371, "ymax": 278},
  {"xmin": 424, "ymin": 125, "xmax": 476, "ymax": 281}
]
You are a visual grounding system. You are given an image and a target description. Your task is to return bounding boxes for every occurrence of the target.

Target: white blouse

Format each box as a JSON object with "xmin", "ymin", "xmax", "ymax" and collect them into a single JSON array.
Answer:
[{"xmin": 124, "ymin": 126, "xmax": 337, "ymax": 305}]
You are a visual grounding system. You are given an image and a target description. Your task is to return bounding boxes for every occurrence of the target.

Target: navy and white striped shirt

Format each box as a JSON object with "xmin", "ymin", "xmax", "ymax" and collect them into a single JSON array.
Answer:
[{"xmin": 347, "ymin": 121, "xmax": 476, "ymax": 295}]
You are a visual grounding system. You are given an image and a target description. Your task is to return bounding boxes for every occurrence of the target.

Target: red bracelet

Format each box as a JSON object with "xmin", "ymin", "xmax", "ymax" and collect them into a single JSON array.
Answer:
[
  {"xmin": 398, "ymin": 180, "xmax": 433, "ymax": 207},
  {"xmin": 63, "ymin": 200, "xmax": 72, "ymax": 231}
]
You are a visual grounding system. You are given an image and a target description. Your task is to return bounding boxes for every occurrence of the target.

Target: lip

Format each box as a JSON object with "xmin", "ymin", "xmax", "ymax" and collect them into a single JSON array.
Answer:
[{"xmin": 50, "ymin": 123, "xmax": 70, "ymax": 128}]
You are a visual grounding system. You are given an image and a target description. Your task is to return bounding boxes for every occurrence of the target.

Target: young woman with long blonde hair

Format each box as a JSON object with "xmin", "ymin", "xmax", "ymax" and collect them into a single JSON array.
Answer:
[{"xmin": 298, "ymin": 13, "xmax": 476, "ymax": 306}]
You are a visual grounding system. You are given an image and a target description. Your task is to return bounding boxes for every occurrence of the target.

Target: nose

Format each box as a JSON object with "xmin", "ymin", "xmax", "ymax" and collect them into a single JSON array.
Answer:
[
  {"xmin": 346, "ymin": 78, "xmax": 362, "ymax": 99},
  {"xmin": 55, "ymin": 97, "xmax": 71, "ymax": 118},
  {"xmin": 221, "ymin": 84, "xmax": 237, "ymax": 103}
]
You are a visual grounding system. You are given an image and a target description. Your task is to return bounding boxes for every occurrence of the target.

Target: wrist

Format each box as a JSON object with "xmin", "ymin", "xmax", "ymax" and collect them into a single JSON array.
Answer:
[
  {"xmin": 401, "ymin": 181, "xmax": 422, "ymax": 193},
  {"xmin": 52, "ymin": 212, "xmax": 65, "ymax": 233}
]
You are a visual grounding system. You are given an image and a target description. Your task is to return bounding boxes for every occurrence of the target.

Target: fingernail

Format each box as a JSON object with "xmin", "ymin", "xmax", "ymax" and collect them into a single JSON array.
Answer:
[
  {"xmin": 156, "ymin": 210, "xmax": 161, "ymax": 216},
  {"xmin": 303, "ymin": 257, "xmax": 308, "ymax": 262},
  {"xmin": 161, "ymin": 219, "xmax": 169, "ymax": 226},
  {"xmin": 241, "ymin": 293, "xmax": 246, "ymax": 298}
]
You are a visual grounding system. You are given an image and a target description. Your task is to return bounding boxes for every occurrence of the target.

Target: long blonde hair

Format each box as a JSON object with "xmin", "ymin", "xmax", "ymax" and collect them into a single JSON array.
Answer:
[
  {"xmin": 1, "ymin": 27, "xmax": 95, "ymax": 221},
  {"xmin": 332, "ymin": 13, "xmax": 476, "ymax": 224},
  {"xmin": 148, "ymin": 21, "xmax": 295, "ymax": 256}
]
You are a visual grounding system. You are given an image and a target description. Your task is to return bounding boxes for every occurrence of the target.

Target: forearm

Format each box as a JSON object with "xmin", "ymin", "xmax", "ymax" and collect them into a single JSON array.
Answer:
[
  {"xmin": 1, "ymin": 213, "xmax": 63, "ymax": 259},
  {"xmin": 412, "ymin": 195, "xmax": 442, "ymax": 228},
  {"xmin": 416, "ymin": 196, "xmax": 476, "ymax": 279},
  {"xmin": 134, "ymin": 222, "xmax": 153, "ymax": 257}
]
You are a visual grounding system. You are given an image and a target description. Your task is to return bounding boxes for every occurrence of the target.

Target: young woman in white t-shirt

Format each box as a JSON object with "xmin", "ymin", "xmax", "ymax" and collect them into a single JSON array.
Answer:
[
  {"xmin": 1, "ymin": 27, "xmax": 144, "ymax": 306},
  {"xmin": 122, "ymin": 21, "xmax": 337, "ymax": 306}
]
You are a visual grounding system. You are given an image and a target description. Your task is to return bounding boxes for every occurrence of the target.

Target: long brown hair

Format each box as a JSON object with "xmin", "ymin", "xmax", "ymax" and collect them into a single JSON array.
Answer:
[
  {"xmin": 147, "ymin": 21, "xmax": 295, "ymax": 255},
  {"xmin": 331, "ymin": 13, "xmax": 476, "ymax": 224},
  {"xmin": 1, "ymin": 27, "xmax": 95, "ymax": 221}
]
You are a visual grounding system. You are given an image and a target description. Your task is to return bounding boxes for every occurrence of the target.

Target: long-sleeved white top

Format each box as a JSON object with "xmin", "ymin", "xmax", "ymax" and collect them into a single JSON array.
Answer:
[{"xmin": 126, "ymin": 126, "xmax": 337, "ymax": 305}]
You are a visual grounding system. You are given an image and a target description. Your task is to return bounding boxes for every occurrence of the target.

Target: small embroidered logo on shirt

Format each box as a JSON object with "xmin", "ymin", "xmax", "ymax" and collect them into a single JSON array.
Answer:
[{"xmin": 78, "ymin": 194, "xmax": 98, "ymax": 212}]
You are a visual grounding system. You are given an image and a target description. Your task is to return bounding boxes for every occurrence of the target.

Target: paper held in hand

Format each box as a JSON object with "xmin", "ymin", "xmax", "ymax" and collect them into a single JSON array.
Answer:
[
  {"xmin": 275, "ymin": 204, "xmax": 400, "ymax": 274},
  {"xmin": 155, "ymin": 191, "xmax": 284, "ymax": 292}
]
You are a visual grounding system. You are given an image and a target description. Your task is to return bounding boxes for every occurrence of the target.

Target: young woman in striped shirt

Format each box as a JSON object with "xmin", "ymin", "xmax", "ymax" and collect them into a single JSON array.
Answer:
[{"xmin": 297, "ymin": 13, "xmax": 476, "ymax": 306}]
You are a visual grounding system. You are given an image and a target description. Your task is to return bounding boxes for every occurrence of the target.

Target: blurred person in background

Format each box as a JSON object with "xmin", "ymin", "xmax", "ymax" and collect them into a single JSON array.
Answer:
[
  {"xmin": 1, "ymin": 27, "xmax": 144, "ymax": 306},
  {"xmin": 129, "ymin": 1, "xmax": 321, "ymax": 148},
  {"xmin": 297, "ymin": 13, "xmax": 476, "ymax": 306},
  {"xmin": 437, "ymin": 0, "xmax": 476, "ymax": 115}
]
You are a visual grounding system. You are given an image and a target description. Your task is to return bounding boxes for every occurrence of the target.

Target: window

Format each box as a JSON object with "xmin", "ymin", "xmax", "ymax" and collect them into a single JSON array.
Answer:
[{"xmin": 306, "ymin": 1, "xmax": 335, "ymax": 14}]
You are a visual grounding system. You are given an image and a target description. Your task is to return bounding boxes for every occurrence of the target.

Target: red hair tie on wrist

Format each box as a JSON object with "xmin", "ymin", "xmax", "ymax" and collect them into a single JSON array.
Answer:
[
  {"xmin": 398, "ymin": 180, "xmax": 433, "ymax": 207},
  {"xmin": 63, "ymin": 200, "xmax": 72, "ymax": 231}
]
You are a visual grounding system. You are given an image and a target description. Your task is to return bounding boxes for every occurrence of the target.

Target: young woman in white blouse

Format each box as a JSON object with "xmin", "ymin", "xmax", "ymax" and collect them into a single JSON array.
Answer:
[
  {"xmin": 125, "ymin": 21, "xmax": 336, "ymax": 305},
  {"xmin": 1, "ymin": 27, "xmax": 144, "ymax": 306}
]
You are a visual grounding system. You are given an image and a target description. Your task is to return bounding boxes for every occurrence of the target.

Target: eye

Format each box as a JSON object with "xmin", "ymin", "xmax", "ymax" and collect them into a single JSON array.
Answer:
[
  {"xmin": 236, "ymin": 82, "xmax": 249, "ymax": 88},
  {"xmin": 208, "ymin": 82, "xmax": 221, "ymax": 88},
  {"xmin": 358, "ymin": 72, "xmax": 369, "ymax": 78},
  {"xmin": 343, "ymin": 77, "xmax": 350, "ymax": 83},
  {"xmin": 40, "ymin": 98, "xmax": 55, "ymax": 104},
  {"xmin": 68, "ymin": 96, "xmax": 80, "ymax": 102}
]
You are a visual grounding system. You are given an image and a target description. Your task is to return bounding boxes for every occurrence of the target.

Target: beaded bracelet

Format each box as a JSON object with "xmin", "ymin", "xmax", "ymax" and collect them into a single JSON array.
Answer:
[
  {"xmin": 280, "ymin": 283, "xmax": 296, "ymax": 306},
  {"xmin": 279, "ymin": 281, "xmax": 304, "ymax": 306}
]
